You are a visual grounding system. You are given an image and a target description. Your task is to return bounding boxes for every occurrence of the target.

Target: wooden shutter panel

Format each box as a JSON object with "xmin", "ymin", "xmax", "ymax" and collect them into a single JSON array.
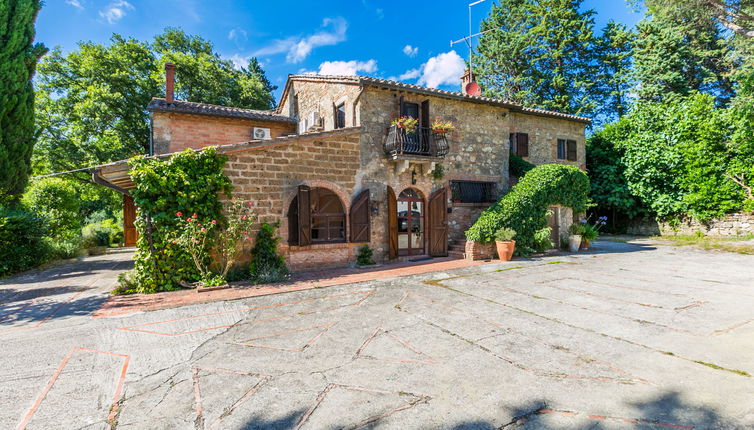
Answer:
[
  {"xmin": 349, "ymin": 189, "xmax": 371, "ymax": 243},
  {"xmin": 399, "ymin": 96, "xmax": 405, "ymax": 116},
  {"xmin": 517, "ymin": 133, "xmax": 529, "ymax": 157},
  {"xmin": 567, "ymin": 139, "xmax": 577, "ymax": 161},
  {"xmin": 297, "ymin": 185, "xmax": 311, "ymax": 246},
  {"xmin": 387, "ymin": 186, "xmax": 398, "ymax": 259}
]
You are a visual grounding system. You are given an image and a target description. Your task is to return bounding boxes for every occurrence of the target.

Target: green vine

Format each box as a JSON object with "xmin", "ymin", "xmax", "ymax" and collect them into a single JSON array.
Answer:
[
  {"xmin": 465, "ymin": 164, "xmax": 590, "ymax": 255},
  {"xmin": 509, "ymin": 153, "xmax": 536, "ymax": 178},
  {"xmin": 126, "ymin": 147, "xmax": 232, "ymax": 293},
  {"xmin": 431, "ymin": 164, "xmax": 445, "ymax": 181}
]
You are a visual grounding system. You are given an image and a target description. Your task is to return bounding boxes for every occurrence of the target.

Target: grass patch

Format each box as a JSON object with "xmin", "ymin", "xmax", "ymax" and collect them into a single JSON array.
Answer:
[
  {"xmin": 693, "ymin": 360, "xmax": 751, "ymax": 377},
  {"xmin": 495, "ymin": 266, "xmax": 525, "ymax": 272},
  {"xmin": 657, "ymin": 234, "xmax": 754, "ymax": 255}
]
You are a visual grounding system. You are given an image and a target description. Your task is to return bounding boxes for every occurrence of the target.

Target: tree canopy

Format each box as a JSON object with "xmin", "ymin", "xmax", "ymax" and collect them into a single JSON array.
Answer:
[{"xmin": 33, "ymin": 28, "xmax": 277, "ymax": 175}]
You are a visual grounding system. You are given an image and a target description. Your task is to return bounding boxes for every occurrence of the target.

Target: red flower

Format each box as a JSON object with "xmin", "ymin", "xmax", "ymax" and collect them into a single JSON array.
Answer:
[
  {"xmin": 186, "ymin": 218, "xmax": 192, "ymax": 222},
  {"xmin": 176, "ymin": 211, "xmax": 183, "ymax": 217},
  {"xmin": 192, "ymin": 213, "xmax": 198, "ymax": 218},
  {"xmin": 247, "ymin": 201, "xmax": 253, "ymax": 206},
  {"xmin": 245, "ymin": 237, "xmax": 251, "ymax": 241},
  {"xmin": 200, "ymin": 227, "xmax": 206, "ymax": 232},
  {"xmin": 211, "ymin": 220, "xmax": 217, "ymax": 224},
  {"xmin": 242, "ymin": 215, "xmax": 247, "ymax": 220}
]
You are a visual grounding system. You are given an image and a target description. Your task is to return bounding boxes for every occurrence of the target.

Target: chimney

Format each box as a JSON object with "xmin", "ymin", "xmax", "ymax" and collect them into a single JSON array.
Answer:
[
  {"xmin": 461, "ymin": 68, "xmax": 481, "ymax": 96},
  {"xmin": 165, "ymin": 62, "xmax": 175, "ymax": 103}
]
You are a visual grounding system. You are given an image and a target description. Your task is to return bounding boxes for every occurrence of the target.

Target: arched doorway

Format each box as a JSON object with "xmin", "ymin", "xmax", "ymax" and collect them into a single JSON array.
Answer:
[{"xmin": 397, "ymin": 188, "xmax": 425, "ymax": 256}]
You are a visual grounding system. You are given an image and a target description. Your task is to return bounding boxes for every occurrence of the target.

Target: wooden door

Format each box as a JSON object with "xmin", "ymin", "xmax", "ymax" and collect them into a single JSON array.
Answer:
[
  {"xmin": 387, "ymin": 186, "xmax": 398, "ymax": 259},
  {"xmin": 547, "ymin": 206, "xmax": 561, "ymax": 248},
  {"xmin": 428, "ymin": 188, "xmax": 448, "ymax": 257},
  {"xmin": 123, "ymin": 194, "xmax": 138, "ymax": 246}
]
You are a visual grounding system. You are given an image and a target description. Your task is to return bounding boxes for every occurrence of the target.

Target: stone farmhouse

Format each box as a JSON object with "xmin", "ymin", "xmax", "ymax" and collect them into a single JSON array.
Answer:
[{"xmin": 95, "ymin": 64, "xmax": 589, "ymax": 271}]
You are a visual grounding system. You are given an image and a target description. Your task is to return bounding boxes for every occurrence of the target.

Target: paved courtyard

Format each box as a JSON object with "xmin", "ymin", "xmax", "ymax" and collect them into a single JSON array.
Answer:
[{"xmin": 1, "ymin": 240, "xmax": 753, "ymax": 429}]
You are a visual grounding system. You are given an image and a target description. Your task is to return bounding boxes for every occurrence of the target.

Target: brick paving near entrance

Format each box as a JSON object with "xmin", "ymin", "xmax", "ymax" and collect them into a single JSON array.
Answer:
[{"xmin": 2, "ymin": 240, "xmax": 754, "ymax": 429}]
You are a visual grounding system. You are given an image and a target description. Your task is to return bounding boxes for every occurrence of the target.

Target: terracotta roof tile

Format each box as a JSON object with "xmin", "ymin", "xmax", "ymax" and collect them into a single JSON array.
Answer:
[{"xmin": 147, "ymin": 98, "xmax": 296, "ymax": 123}]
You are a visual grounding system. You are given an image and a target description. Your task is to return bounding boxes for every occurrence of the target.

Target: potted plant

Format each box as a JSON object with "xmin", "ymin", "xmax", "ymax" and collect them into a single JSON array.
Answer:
[
  {"xmin": 494, "ymin": 227, "xmax": 516, "ymax": 261},
  {"xmin": 391, "ymin": 116, "xmax": 418, "ymax": 134},
  {"xmin": 431, "ymin": 118, "xmax": 456, "ymax": 134},
  {"xmin": 567, "ymin": 223, "xmax": 585, "ymax": 252},
  {"xmin": 579, "ymin": 215, "xmax": 607, "ymax": 250}
]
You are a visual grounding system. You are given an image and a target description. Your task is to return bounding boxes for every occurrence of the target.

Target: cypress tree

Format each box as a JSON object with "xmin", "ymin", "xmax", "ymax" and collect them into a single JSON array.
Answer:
[{"xmin": 0, "ymin": 0, "xmax": 47, "ymax": 204}]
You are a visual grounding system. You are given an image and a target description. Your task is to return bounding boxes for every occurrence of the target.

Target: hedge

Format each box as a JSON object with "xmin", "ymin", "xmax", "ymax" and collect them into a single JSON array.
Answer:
[
  {"xmin": 465, "ymin": 164, "xmax": 590, "ymax": 254},
  {"xmin": 0, "ymin": 208, "xmax": 49, "ymax": 276}
]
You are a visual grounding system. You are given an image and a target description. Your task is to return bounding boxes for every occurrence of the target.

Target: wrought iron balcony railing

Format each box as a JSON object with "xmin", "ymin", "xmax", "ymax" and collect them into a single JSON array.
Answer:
[{"xmin": 383, "ymin": 125, "xmax": 450, "ymax": 158}]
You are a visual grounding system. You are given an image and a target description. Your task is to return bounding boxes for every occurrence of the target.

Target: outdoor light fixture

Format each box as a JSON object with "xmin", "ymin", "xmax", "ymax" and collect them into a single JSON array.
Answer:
[{"xmin": 411, "ymin": 168, "xmax": 417, "ymax": 185}]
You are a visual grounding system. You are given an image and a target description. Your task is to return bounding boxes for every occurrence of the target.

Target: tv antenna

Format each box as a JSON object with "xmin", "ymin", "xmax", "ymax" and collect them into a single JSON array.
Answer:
[{"xmin": 450, "ymin": 0, "xmax": 499, "ymax": 75}]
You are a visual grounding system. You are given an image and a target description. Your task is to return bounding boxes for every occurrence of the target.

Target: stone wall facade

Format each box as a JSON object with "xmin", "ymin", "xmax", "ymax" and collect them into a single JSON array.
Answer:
[
  {"xmin": 510, "ymin": 112, "xmax": 586, "ymax": 170},
  {"xmin": 222, "ymin": 131, "xmax": 363, "ymax": 271},
  {"xmin": 151, "ymin": 112, "xmax": 295, "ymax": 155}
]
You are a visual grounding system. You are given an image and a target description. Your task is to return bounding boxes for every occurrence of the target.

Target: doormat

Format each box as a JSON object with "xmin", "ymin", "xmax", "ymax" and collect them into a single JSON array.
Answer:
[{"xmin": 408, "ymin": 257, "xmax": 434, "ymax": 262}]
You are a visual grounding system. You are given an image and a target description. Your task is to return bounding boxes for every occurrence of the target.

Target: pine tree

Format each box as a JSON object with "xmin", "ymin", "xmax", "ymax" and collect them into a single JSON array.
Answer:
[
  {"xmin": 474, "ymin": 0, "xmax": 597, "ymax": 117},
  {"xmin": 593, "ymin": 21, "xmax": 635, "ymax": 124},
  {"xmin": 0, "ymin": 0, "xmax": 47, "ymax": 204},
  {"xmin": 633, "ymin": 7, "xmax": 733, "ymax": 104}
]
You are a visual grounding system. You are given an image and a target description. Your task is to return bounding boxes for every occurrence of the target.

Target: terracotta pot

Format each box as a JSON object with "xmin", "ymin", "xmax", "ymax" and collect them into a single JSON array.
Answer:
[
  {"xmin": 580, "ymin": 239, "xmax": 591, "ymax": 250},
  {"xmin": 495, "ymin": 240, "xmax": 516, "ymax": 261},
  {"xmin": 568, "ymin": 235, "xmax": 582, "ymax": 252}
]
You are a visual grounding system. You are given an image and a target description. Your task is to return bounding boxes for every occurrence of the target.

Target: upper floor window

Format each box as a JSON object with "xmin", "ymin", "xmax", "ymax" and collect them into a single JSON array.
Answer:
[
  {"xmin": 450, "ymin": 181, "xmax": 497, "ymax": 203},
  {"xmin": 557, "ymin": 139, "xmax": 577, "ymax": 161},
  {"xmin": 335, "ymin": 103, "xmax": 346, "ymax": 129},
  {"xmin": 509, "ymin": 133, "xmax": 529, "ymax": 157}
]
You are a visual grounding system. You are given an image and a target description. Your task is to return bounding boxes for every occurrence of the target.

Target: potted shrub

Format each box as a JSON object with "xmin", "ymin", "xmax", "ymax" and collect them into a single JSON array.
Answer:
[
  {"xmin": 579, "ymin": 215, "xmax": 607, "ymax": 250},
  {"xmin": 494, "ymin": 227, "xmax": 516, "ymax": 261},
  {"xmin": 391, "ymin": 116, "xmax": 418, "ymax": 134},
  {"xmin": 567, "ymin": 223, "xmax": 584, "ymax": 252},
  {"xmin": 431, "ymin": 118, "xmax": 456, "ymax": 134}
]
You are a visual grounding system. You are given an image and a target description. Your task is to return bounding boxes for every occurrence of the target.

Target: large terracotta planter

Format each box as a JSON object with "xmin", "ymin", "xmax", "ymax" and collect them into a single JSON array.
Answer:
[
  {"xmin": 568, "ymin": 235, "xmax": 582, "ymax": 252},
  {"xmin": 495, "ymin": 240, "xmax": 516, "ymax": 261},
  {"xmin": 580, "ymin": 239, "xmax": 591, "ymax": 250}
]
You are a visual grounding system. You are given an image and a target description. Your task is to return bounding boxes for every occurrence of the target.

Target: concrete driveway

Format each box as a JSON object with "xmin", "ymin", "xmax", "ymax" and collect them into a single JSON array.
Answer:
[{"xmin": 1, "ymin": 241, "xmax": 753, "ymax": 429}]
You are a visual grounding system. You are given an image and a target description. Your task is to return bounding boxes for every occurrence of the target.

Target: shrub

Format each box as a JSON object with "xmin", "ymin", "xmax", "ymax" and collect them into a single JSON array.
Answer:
[
  {"xmin": 509, "ymin": 153, "xmax": 535, "ymax": 178},
  {"xmin": 356, "ymin": 244, "xmax": 375, "ymax": 266},
  {"xmin": 465, "ymin": 164, "xmax": 590, "ymax": 255},
  {"xmin": 22, "ymin": 177, "xmax": 81, "ymax": 239},
  {"xmin": 494, "ymin": 227, "xmax": 516, "ymax": 242},
  {"xmin": 82, "ymin": 218, "xmax": 123, "ymax": 247},
  {"xmin": 533, "ymin": 227, "xmax": 553, "ymax": 252},
  {"xmin": 127, "ymin": 147, "xmax": 232, "ymax": 293},
  {"xmin": 249, "ymin": 222, "xmax": 288, "ymax": 284},
  {"xmin": 0, "ymin": 207, "xmax": 50, "ymax": 276}
]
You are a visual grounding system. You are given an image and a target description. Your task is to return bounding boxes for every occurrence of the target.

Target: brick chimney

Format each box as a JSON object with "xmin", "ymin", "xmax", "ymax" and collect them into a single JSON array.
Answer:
[
  {"xmin": 165, "ymin": 62, "xmax": 175, "ymax": 103},
  {"xmin": 461, "ymin": 68, "xmax": 481, "ymax": 96}
]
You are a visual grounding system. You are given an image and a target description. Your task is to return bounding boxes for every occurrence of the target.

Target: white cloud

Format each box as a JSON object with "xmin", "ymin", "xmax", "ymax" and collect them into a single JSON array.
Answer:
[
  {"xmin": 229, "ymin": 54, "xmax": 249, "ymax": 70},
  {"xmin": 66, "ymin": 0, "xmax": 84, "ymax": 10},
  {"xmin": 398, "ymin": 68, "xmax": 421, "ymax": 80},
  {"xmin": 417, "ymin": 50, "xmax": 466, "ymax": 88},
  {"xmin": 253, "ymin": 17, "xmax": 348, "ymax": 64},
  {"xmin": 317, "ymin": 59, "xmax": 377, "ymax": 76},
  {"xmin": 99, "ymin": 0, "xmax": 133, "ymax": 24},
  {"xmin": 402, "ymin": 45, "xmax": 418, "ymax": 57},
  {"xmin": 228, "ymin": 28, "xmax": 248, "ymax": 43}
]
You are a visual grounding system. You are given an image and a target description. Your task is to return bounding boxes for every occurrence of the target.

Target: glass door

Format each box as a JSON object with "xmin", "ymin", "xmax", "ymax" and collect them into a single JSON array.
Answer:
[{"xmin": 397, "ymin": 188, "xmax": 425, "ymax": 256}]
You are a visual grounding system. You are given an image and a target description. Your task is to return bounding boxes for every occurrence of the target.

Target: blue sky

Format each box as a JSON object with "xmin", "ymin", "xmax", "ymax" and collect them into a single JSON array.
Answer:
[{"xmin": 37, "ymin": 0, "xmax": 643, "ymax": 99}]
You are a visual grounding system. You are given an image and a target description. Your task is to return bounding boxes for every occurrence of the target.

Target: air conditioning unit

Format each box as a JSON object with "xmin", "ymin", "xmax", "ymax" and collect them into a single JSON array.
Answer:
[{"xmin": 252, "ymin": 127, "xmax": 271, "ymax": 140}]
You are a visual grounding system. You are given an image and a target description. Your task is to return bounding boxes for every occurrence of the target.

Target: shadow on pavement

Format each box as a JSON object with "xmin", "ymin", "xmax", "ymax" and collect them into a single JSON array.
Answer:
[{"xmin": 241, "ymin": 410, "xmax": 305, "ymax": 429}]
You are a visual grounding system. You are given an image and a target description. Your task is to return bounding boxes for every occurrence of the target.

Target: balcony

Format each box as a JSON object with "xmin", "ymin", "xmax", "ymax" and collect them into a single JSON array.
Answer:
[{"xmin": 383, "ymin": 125, "xmax": 450, "ymax": 159}]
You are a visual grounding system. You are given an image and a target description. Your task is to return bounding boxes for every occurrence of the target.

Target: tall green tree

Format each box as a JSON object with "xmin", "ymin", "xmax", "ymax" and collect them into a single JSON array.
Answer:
[
  {"xmin": 474, "ymin": 0, "xmax": 597, "ymax": 117},
  {"xmin": 593, "ymin": 21, "xmax": 636, "ymax": 124},
  {"xmin": 0, "ymin": 0, "xmax": 46, "ymax": 204},
  {"xmin": 34, "ymin": 28, "xmax": 277, "ymax": 174},
  {"xmin": 633, "ymin": 6, "xmax": 733, "ymax": 104},
  {"xmin": 638, "ymin": 0, "xmax": 754, "ymax": 38}
]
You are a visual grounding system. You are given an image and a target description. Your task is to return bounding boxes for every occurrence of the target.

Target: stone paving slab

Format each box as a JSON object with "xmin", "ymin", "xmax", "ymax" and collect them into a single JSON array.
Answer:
[{"xmin": 1, "ymin": 240, "xmax": 754, "ymax": 429}]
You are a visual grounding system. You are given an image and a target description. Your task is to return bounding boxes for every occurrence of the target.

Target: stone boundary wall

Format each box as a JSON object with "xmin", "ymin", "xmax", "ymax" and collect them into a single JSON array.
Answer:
[{"xmin": 627, "ymin": 213, "xmax": 754, "ymax": 237}]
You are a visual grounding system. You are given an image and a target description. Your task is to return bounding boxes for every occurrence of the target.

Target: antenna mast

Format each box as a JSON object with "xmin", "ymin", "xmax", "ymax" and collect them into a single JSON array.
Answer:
[{"xmin": 451, "ymin": 0, "xmax": 488, "ymax": 74}]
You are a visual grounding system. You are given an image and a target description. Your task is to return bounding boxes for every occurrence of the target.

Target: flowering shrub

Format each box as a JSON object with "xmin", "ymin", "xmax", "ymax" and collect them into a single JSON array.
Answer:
[
  {"xmin": 431, "ymin": 118, "xmax": 456, "ymax": 134},
  {"xmin": 391, "ymin": 116, "xmax": 419, "ymax": 134},
  {"xmin": 580, "ymin": 215, "xmax": 607, "ymax": 241}
]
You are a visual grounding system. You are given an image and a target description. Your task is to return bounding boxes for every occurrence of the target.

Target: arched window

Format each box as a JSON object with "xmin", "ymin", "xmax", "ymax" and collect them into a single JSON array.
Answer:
[{"xmin": 288, "ymin": 187, "xmax": 346, "ymax": 245}]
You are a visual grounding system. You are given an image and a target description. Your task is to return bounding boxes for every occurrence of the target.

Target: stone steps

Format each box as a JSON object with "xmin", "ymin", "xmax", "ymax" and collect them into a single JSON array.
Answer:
[{"xmin": 448, "ymin": 239, "xmax": 467, "ymax": 259}]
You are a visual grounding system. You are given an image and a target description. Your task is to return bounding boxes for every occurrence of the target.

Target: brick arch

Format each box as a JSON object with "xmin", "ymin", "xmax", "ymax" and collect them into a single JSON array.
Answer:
[
  {"xmin": 393, "ymin": 180, "xmax": 432, "ymax": 203},
  {"xmin": 281, "ymin": 179, "xmax": 352, "ymax": 242}
]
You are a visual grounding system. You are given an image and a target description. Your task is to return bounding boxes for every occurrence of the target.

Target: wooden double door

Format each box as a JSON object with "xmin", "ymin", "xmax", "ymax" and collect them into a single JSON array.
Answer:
[{"xmin": 387, "ymin": 186, "xmax": 447, "ymax": 259}]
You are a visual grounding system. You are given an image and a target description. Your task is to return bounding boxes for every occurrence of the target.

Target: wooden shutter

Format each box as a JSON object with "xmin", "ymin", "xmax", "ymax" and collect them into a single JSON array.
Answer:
[
  {"xmin": 123, "ymin": 194, "xmax": 138, "ymax": 247},
  {"xmin": 421, "ymin": 100, "xmax": 430, "ymax": 127},
  {"xmin": 567, "ymin": 139, "xmax": 577, "ymax": 161},
  {"xmin": 297, "ymin": 185, "xmax": 311, "ymax": 246},
  {"xmin": 399, "ymin": 96, "xmax": 405, "ymax": 116},
  {"xmin": 428, "ymin": 188, "xmax": 448, "ymax": 257},
  {"xmin": 387, "ymin": 186, "xmax": 398, "ymax": 259},
  {"xmin": 517, "ymin": 133, "xmax": 529, "ymax": 157},
  {"xmin": 349, "ymin": 189, "xmax": 371, "ymax": 243}
]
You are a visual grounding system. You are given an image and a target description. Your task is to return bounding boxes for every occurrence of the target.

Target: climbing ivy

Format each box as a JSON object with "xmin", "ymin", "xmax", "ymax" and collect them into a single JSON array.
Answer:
[
  {"xmin": 126, "ymin": 147, "xmax": 232, "ymax": 293},
  {"xmin": 465, "ymin": 164, "xmax": 590, "ymax": 255},
  {"xmin": 509, "ymin": 153, "xmax": 535, "ymax": 178}
]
